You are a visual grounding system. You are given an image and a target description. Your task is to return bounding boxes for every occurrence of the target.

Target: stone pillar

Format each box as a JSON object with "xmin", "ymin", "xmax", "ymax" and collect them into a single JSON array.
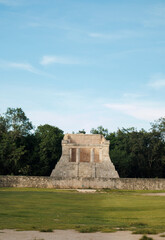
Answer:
[
  {"xmin": 99, "ymin": 149, "xmax": 102, "ymax": 162},
  {"xmin": 76, "ymin": 148, "xmax": 80, "ymax": 163},
  {"xmin": 69, "ymin": 148, "xmax": 72, "ymax": 162},
  {"xmin": 76, "ymin": 148, "xmax": 80, "ymax": 178},
  {"xmin": 90, "ymin": 148, "xmax": 94, "ymax": 162},
  {"xmin": 91, "ymin": 148, "xmax": 96, "ymax": 177}
]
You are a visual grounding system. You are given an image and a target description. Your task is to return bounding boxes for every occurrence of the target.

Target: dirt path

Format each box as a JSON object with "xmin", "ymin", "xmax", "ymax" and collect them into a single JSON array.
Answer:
[{"xmin": 0, "ymin": 229, "xmax": 165, "ymax": 240}]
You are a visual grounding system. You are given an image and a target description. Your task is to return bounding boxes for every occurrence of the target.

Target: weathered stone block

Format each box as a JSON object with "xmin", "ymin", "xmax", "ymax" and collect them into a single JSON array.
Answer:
[
  {"xmin": 1, "ymin": 176, "xmax": 165, "ymax": 190},
  {"xmin": 50, "ymin": 134, "xmax": 119, "ymax": 179}
]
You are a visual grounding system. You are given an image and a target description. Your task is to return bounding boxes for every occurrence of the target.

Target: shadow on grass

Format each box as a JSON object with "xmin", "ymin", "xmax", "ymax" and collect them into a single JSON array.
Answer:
[
  {"xmin": 133, "ymin": 229, "xmax": 159, "ymax": 235},
  {"xmin": 40, "ymin": 229, "xmax": 53, "ymax": 232},
  {"xmin": 139, "ymin": 235, "xmax": 153, "ymax": 240},
  {"xmin": 75, "ymin": 225, "xmax": 116, "ymax": 233}
]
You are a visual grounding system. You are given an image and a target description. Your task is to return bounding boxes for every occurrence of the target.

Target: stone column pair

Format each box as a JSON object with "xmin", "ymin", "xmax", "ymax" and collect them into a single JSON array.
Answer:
[
  {"xmin": 76, "ymin": 148, "xmax": 94, "ymax": 162},
  {"xmin": 70, "ymin": 148, "xmax": 101, "ymax": 163},
  {"xmin": 69, "ymin": 148, "xmax": 80, "ymax": 163}
]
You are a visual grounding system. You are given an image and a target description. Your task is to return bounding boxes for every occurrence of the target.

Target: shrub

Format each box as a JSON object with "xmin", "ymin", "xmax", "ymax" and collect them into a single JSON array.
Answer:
[{"xmin": 139, "ymin": 235, "xmax": 153, "ymax": 240}]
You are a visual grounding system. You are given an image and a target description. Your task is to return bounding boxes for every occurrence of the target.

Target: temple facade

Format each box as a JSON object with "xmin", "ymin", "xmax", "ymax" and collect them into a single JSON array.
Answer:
[{"xmin": 50, "ymin": 133, "xmax": 119, "ymax": 179}]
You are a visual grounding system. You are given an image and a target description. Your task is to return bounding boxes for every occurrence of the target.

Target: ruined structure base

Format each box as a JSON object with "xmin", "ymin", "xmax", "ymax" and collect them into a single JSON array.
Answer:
[
  {"xmin": 1, "ymin": 175, "xmax": 165, "ymax": 190},
  {"xmin": 51, "ymin": 161, "xmax": 119, "ymax": 179},
  {"xmin": 50, "ymin": 134, "xmax": 119, "ymax": 179}
]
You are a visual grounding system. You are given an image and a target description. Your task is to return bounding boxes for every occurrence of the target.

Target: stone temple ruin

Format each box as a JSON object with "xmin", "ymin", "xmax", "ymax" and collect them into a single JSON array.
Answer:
[{"xmin": 51, "ymin": 134, "xmax": 119, "ymax": 179}]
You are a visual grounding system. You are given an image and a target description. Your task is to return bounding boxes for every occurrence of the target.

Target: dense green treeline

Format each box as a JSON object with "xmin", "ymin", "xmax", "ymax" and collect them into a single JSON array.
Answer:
[
  {"xmin": 0, "ymin": 108, "xmax": 63, "ymax": 176},
  {"xmin": 91, "ymin": 125, "xmax": 165, "ymax": 178},
  {"xmin": 0, "ymin": 108, "xmax": 165, "ymax": 177}
]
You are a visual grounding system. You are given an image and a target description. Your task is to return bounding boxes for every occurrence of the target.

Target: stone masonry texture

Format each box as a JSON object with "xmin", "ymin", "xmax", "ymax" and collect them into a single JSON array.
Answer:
[
  {"xmin": 1, "ymin": 176, "xmax": 165, "ymax": 190},
  {"xmin": 50, "ymin": 134, "xmax": 119, "ymax": 178}
]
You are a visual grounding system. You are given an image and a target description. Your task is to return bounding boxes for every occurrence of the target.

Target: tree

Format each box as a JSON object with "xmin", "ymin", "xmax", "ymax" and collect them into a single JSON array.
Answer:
[
  {"xmin": 0, "ymin": 134, "xmax": 26, "ymax": 175},
  {"xmin": 77, "ymin": 129, "xmax": 86, "ymax": 134},
  {"xmin": 34, "ymin": 124, "xmax": 64, "ymax": 176},
  {"xmin": 0, "ymin": 115, "xmax": 7, "ymax": 136},
  {"xmin": 0, "ymin": 107, "xmax": 165, "ymax": 178},
  {"xmin": 149, "ymin": 118, "xmax": 165, "ymax": 177},
  {"xmin": 107, "ymin": 128, "xmax": 134, "ymax": 177},
  {"xmin": 0, "ymin": 108, "xmax": 33, "ymax": 175},
  {"xmin": 4, "ymin": 108, "xmax": 33, "ymax": 138},
  {"xmin": 108, "ymin": 125, "xmax": 165, "ymax": 178},
  {"xmin": 90, "ymin": 126, "xmax": 109, "ymax": 138},
  {"xmin": 151, "ymin": 117, "xmax": 165, "ymax": 133}
]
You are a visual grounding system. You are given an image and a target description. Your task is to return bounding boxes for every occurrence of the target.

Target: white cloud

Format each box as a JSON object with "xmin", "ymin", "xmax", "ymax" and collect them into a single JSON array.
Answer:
[
  {"xmin": 0, "ymin": 0, "xmax": 22, "ymax": 6},
  {"xmin": 0, "ymin": 59, "xmax": 56, "ymax": 79},
  {"xmin": 28, "ymin": 22, "xmax": 41, "ymax": 28},
  {"xmin": 123, "ymin": 93, "xmax": 144, "ymax": 99},
  {"xmin": 148, "ymin": 79, "xmax": 165, "ymax": 89},
  {"xmin": 9, "ymin": 62, "xmax": 37, "ymax": 73},
  {"xmin": 0, "ymin": 60, "xmax": 38, "ymax": 73},
  {"xmin": 40, "ymin": 55, "xmax": 80, "ymax": 65},
  {"xmin": 148, "ymin": 74, "xmax": 165, "ymax": 89},
  {"xmin": 149, "ymin": 5, "xmax": 165, "ymax": 17},
  {"xmin": 27, "ymin": 110, "xmax": 115, "ymax": 134},
  {"xmin": 89, "ymin": 30, "xmax": 140, "ymax": 40},
  {"xmin": 105, "ymin": 102, "xmax": 165, "ymax": 121},
  {"xmin": 143, "ymin": 5, "xmax": 165, "ymax": 27}
]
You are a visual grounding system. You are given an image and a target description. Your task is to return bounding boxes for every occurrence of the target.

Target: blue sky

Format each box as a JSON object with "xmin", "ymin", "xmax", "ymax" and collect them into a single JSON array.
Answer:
[{"xmin": 0, "ymin": 0, "xmax": 165, "ymax": 133}]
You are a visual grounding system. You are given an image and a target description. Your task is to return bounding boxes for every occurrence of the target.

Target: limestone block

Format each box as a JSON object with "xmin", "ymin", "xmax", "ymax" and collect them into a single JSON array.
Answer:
[
  {"xmin": 50, "ymin": 134, "xmax": 119, "ymax": 179},
  {"xmin": 1, "ymin": 176, "xmax": 165, "ymax": 190}
]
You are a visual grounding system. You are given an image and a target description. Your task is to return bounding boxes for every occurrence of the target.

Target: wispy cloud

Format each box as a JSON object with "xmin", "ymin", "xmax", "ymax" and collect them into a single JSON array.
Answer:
[
  {"xmin": 0, "ymin": 0, "xmax": 22, "ymax": 6},
  {"xmin": 89, "ymin": 30, "xmax": 140, "ymax": 40},
  {"xmin": 105, "ymin": 102, "xmax": 165, "ymax": 121},
  {"xmin": 0, "ymin": 59, "xmax": 55, "ymax": 78},
  {"xmin": 149, "ymin": 79, "xmax": 165, "ymax": 89},
  {"xmin": 149, "ymin": 5, "xmax": 165, "ymax": 17},
  {"xmin": 27, "ymin": 109, "xmax": 115, "ymax": 133},
  {"xmin": 148, "ymin": 74, "xmax": 165, "ymax": 89},
  {"xmin": 10, "ymin": 63, "xmax": 37, "ymax": 73},
  {"xmin": 0, "ymin": 60, "xmax": 40, "ymax": 74},
  {"xmin": 143, "ymin": 5, "xmax": 165, "ymax": 27},
  {"xmin": 123, "ymin": 93, "xmax": 145, "ymax": 99},
  {"xmin": 40, "ymin": 55, "xmax": 80, "ymax": 66},
  {"xmin": 28, "ymin": 22, "xmax": 41, "ymax": 28}
]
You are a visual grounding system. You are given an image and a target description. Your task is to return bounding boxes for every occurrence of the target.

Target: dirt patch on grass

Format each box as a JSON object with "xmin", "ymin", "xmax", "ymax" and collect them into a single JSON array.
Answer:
[
  {"xmin": 0, "ymin": 230, "xmax": 165, "ymax": 240},
  {"xmin": 76, "ymin": 189, "xmax": 97, "ymax": 193},
  {"xmin": 143, "ymin": 193, "xmax": 165, "ymax": 196}
]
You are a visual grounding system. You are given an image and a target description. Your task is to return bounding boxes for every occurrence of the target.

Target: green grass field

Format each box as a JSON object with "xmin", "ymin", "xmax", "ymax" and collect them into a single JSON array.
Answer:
[{"xmin": 0, "ymin": 188, "xmax": 165, "ymax": 234}]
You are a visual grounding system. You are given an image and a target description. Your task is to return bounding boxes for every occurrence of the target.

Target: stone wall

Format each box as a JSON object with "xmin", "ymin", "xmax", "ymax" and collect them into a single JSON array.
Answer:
[
  {"xmin": 68, "ymin": 134, "xmax": 102, "ymax": 145},
  {"xmin": 1, "ymin": 176, "xmax": 165, "ymax": 190},
  {"xmin": 51, "ymin": 134, "xmax": 119, "ymax": 179}
]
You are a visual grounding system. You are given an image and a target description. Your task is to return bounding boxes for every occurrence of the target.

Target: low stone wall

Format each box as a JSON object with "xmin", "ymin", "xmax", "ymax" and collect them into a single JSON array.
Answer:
[{"xmin": 0, "ymin": 175, "xmax": 165, "ymax": 190}]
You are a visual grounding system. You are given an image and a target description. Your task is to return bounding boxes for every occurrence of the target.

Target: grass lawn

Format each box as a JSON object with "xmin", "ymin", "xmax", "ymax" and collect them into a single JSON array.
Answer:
[{"xmin": 0, "ymin": 188, "xmax": 165, "ymax": 234}]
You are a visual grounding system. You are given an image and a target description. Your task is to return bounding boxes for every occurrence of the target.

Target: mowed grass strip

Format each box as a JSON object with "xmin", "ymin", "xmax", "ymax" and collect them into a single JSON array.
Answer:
[{"xmin": 0, "ymin": 188, "xmax": 165, "ymax": 233}]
